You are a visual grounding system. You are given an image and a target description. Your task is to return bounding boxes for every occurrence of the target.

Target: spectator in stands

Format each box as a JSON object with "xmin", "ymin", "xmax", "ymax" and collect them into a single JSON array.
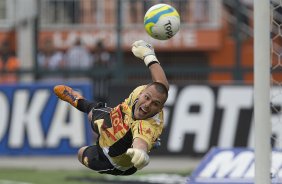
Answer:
[
  {"xmin": 91, "ymin": 40, "xmax": 112, "ymax": 103},
  {"xmin": 0, "ymin": 40, "xmax": 20, "ymax": 83},
  {"xmin": 38, "ymin": 38, "xmax": 65, "ymax": 70},
  {"xmin": 37, "ymin": 38, "xmax": 65, "ymax": 81},
  {"xmin": 93, "ymin": 40, "xmax": 112, "ymax": 67},
  {"xmin": 65, "ymin": 38, "xmax": 92, "ymax": 69}
]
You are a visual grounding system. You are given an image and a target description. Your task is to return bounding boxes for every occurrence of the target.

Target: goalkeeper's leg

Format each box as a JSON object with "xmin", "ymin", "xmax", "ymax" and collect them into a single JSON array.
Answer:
[
  {"xmin": 53, "ymin": 85, "xmax": 96, "ymax": 113},
  {"xmin": 78, "ymin": 145, "xmax": 137, "ymax": 175},
  {"xmin": 54, "ymin": 85, "xmax": 111, "ymax": 134}
]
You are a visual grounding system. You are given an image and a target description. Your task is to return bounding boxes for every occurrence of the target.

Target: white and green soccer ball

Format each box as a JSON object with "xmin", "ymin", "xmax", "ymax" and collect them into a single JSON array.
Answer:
[{"xmin": 144, "ymin": 4, "xmax": 180, "ymax": 40}]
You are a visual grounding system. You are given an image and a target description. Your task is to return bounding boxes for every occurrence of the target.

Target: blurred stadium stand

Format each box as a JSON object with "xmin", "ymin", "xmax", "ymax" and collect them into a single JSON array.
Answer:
[{"xmin": 0, "ymin": 0, "xmax": 256, "ymax": 100}]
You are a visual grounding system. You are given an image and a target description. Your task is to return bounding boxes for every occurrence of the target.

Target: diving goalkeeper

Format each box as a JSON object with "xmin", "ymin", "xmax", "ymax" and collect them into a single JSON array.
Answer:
[{"xmin": 53, "ymin": 40, "xmax": 169, "ymax": 175}]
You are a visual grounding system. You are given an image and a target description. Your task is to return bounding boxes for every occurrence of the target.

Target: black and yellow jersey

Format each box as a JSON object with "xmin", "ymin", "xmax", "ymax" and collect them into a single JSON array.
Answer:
[{"xmin": 94, "ymin": 85, "xmax": 164, "ymax": 171}]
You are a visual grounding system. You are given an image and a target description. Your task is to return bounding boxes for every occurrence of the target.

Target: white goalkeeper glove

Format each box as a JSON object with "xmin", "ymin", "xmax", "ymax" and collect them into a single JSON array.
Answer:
[
  {"xmin": 126, "ymin": 148, "xmax": 150, "ymax": 170},
  {"xmin": 131, "ymin": 40, "xmax": 160, "ymax": 67}
]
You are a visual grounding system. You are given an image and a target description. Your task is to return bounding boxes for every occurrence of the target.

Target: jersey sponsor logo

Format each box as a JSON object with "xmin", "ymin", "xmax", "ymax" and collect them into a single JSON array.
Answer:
[
  {"xmin": 188, "ymin": 148, "xmax": 282, "ymax": 184},
  {"xmin": 110, "ymin": 105, "xmax": 130, "ymax": 135},
  {"xmin": 0, "ymin": 84, "xmax": 92, "ymax": 155},
  {"xmin": 110, "ymin": 106, "xmax": 124, "ymax": 134}
]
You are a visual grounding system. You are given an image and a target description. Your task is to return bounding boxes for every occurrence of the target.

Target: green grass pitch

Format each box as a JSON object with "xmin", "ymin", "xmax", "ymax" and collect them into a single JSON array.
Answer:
[{"xmin": 0, "ymin": 169, "xmax": 191, "ymax": 184}]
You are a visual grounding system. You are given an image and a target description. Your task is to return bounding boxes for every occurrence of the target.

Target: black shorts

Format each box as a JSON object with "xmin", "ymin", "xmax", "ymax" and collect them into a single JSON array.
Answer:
[{"xmin": 82, "ymin": 144, "xmax": 137, "ymax": 176}]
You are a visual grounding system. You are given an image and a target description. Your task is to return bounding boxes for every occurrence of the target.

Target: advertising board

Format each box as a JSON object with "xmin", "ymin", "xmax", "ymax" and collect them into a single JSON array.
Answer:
[{"xmin": 0, "ymin": 83, "xmax": 93, "ymax": 155}]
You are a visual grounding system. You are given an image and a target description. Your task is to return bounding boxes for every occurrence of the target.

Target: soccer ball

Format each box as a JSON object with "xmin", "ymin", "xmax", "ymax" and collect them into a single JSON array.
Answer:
[{"xmin": 144, "ymin": 4, "xmax": 180, "ymax": 40}]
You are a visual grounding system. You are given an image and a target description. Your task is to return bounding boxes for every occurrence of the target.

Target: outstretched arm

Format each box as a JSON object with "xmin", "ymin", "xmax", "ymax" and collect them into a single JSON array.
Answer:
[
  {"xmin": 132, "ymin": 40, "xmax": 169, "ymax": 90},
  {"xmin": 148, "ymin": 63, "xmax": 169, "ymax": 90},
  {"xmin": 126, "ymin": 137, "xmax": 149, "ymax": 170}
]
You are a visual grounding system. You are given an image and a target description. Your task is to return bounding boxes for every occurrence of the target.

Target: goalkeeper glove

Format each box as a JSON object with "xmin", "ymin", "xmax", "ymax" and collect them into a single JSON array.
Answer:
[
  {"xmin": 131, "ymin": 40, "xmax": 160, "ymax": 67},
  {"xmin": 126, "ymin": 148, "xmax": 150, "ymax": 170}
]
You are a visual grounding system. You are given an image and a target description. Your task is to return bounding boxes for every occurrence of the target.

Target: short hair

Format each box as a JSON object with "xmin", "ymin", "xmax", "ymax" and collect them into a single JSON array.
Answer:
[{"xmin": 146, "ymin": 82, "xmax": 168, "ymax": 101}]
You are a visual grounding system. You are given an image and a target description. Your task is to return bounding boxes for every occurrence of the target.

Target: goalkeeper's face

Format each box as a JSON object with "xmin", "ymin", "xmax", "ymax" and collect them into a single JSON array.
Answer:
[{"xmin": 134, "ymin": 85, "xmax": 167, "ymax": 120}]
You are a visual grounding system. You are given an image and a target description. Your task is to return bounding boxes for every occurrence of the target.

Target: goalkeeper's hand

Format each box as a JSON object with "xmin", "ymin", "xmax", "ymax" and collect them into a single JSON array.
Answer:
[
  {"xmin": 131, "ymin": 40, "xmax": 160, "ymax": 67},
  {"xmin": 126, "ymin": 148, "xmax": 150, "ymax": 170}
]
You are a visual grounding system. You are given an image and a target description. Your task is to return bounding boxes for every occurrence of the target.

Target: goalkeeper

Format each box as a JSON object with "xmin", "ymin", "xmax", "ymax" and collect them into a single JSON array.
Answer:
[{"xmin": 54, "ymin": 40, "xmax": 169, "ymax": 175}]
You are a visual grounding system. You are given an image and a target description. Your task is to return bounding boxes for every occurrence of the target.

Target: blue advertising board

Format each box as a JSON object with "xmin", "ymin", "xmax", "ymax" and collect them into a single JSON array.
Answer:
[
  {"xmin": 0, "ymin": 83, "xmax": 93, "ymax": 155},
  {"xmin": 188, "ymin": 148, "xmax": 282, "ymax": 184}
]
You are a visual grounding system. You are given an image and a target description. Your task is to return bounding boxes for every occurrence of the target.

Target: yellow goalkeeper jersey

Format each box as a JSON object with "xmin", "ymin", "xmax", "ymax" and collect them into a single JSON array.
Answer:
[{"xmin": 94, "ymin": 85, "xmax": 164, "ymax": 171}]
